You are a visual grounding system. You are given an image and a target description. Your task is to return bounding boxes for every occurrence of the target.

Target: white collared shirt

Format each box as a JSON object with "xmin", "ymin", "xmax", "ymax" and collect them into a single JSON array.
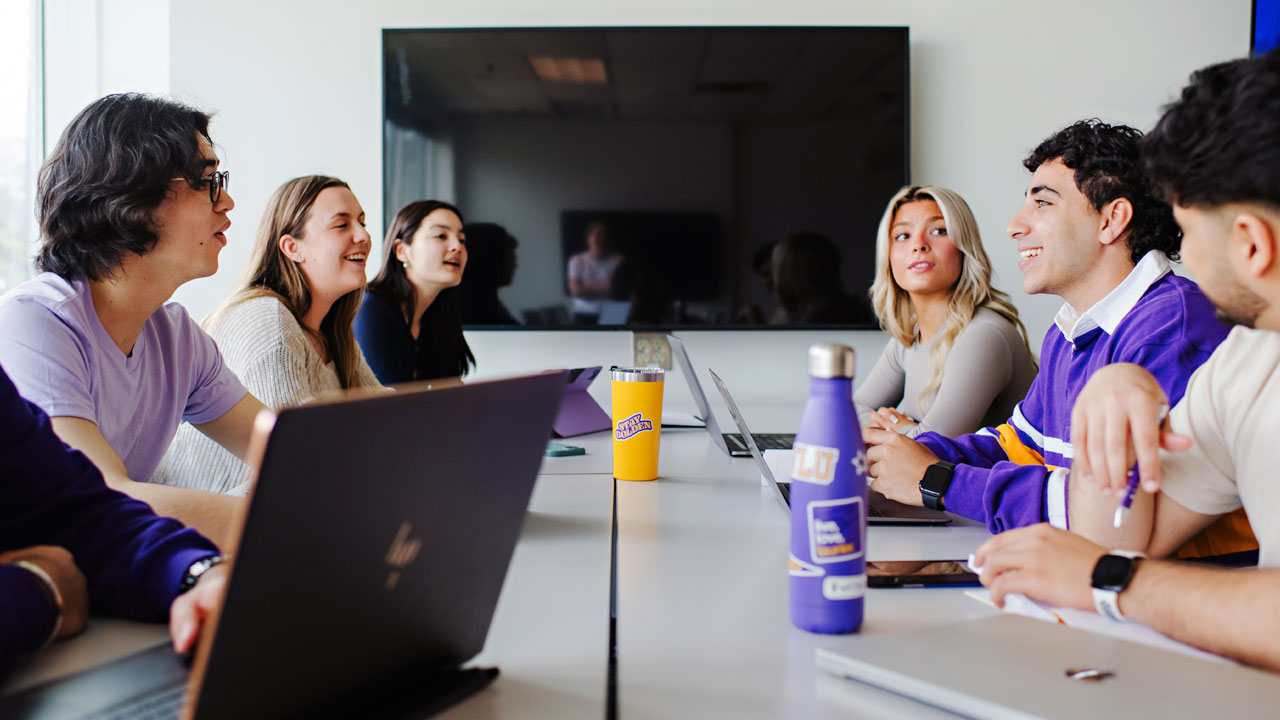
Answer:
[{"xmin": 1053, "ymin": 250, "xmax": 1173, "ymax": 342}]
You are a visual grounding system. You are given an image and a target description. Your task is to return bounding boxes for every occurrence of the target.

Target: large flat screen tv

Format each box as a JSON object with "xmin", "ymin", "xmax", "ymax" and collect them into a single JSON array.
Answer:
[{"xmin": 383, "ymin": 27, "xmax": 909, "ymax": 329}]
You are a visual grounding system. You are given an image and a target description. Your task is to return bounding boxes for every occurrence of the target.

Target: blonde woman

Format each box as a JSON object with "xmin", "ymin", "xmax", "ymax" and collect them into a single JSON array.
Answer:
[
  {"xmin": 855, "ymin": 185, "xmax": 1037, "ymax": 438},
  {"xmin": 153, "ymin": 175, "xmax": 383, "ymax": 492}
]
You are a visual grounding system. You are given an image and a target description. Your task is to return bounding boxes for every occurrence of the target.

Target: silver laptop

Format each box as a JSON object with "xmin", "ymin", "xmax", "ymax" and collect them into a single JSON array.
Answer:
[
  {"xmin": 667, "ymin": 335, "xmax": 794, "ymax": 456},
  {"xmin": 708, "ymin": 369, "xmax": 950, "ymax": 526},
  {"xmin": 817, "ymin": 613, "xmax": 1280, "ymax": 719},
  {"xmin": 0, "ymin": 372, "xmax": 568, "ymax": 719}
]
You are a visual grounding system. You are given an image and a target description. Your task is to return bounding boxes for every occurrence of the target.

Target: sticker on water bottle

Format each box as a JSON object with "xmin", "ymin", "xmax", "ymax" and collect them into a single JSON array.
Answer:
[
  {"xmin": 788, "ymin": 553, "xmax": 824, "ymax": 578},
  {"xmin": 614, "ymin": 412, "xmax": 654, "ymax": 440},
  {"xmin": 791, "ymin": 442, "xmax": 840, "ymax": 486},
  {"xmin": 823, "ymin": 574, "xmax": 867, "ymax": 601},
  {"xmin": 806, "ymin": 496, "xmax": 864, "ymax": 564}
]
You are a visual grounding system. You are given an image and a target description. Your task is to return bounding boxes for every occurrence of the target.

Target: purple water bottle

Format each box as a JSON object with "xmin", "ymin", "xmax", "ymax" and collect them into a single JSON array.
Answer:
[{"xmin": 789, "ymin": 342, "xmax": 866, "ymax": 634}]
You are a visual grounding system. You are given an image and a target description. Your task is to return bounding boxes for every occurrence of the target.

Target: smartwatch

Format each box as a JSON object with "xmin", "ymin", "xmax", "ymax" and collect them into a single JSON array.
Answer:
[
  {"xmin": 919, "ymin": 461, "xmax": 956, "ymax": 512},
  {"xmin": 1090, "ymin": 551, "xmax": 1145, "ymax": 621},
  {"xmin": 179, "ymin": 555, "xmax": 224, "ymax": 595}
]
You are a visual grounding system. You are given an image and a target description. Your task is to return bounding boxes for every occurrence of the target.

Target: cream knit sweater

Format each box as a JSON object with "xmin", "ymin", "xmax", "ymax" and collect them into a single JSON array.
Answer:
[{"xmin": 151, "ymin": 295, "xmax": 383, "ymax": 493}]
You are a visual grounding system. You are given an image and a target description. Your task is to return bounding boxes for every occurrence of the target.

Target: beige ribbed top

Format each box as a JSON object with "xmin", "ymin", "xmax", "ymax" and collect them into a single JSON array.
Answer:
[{"xmin": 150, "ymin": 295, "xmax": 383, "ymax": 493}]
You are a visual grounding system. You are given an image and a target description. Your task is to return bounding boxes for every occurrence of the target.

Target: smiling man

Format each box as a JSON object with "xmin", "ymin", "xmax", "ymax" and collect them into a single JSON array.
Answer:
[
  {"xmin": 0, "ymin": 94, "xmax": 268, "ymax": 550},
  {"xmin": 864, "ymin": 120, "xmax": 1255, "ymax": 561},
  {"xmin": 974, "ymin": 50, "xmax": 1280, "ymax": 670}
]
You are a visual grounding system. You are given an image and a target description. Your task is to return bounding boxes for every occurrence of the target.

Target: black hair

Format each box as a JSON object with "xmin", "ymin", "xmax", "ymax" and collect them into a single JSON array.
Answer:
[
  {"xmin": 1023, "ymin": 119, "xmax": 1181, "ymax": 264},
  {"xmin": 37, "ymin": 93, "xmax": 214, "ymax": 281},
  {"xmin": 1143, "ymin": 48, "xmax": 1280, "ymax": 212},
  {"xmin": 369, "ymin": 200, "xmax": 475, "ymax": 378}
]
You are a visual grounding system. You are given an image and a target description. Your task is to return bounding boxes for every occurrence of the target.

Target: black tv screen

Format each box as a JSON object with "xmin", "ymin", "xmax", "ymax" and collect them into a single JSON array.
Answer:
[{"xmin": 383, "ymin": 27, "xmax": 909, "ymax": 329}]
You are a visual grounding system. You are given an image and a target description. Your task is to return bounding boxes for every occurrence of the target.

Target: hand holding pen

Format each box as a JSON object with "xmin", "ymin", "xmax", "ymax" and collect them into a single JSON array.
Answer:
[
  {"xmin": 1113, "ymin": 403, "xmax": 1169, "ymax": 528},
  {"xmin": 1068, "ymin": 364, "xmax": 1194, "ymax": 514}
]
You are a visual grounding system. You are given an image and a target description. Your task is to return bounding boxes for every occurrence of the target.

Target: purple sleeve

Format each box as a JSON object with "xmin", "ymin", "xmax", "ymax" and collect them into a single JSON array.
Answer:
[
  {"xmin": 915, "ymin": 428, "xmax": 1048, "ymax": 531},
  {"xmin": 166, "ymin": 304, "xmax": 247, "ymax": 424},
  {"xmin": 0, "ymin": 564, "xmax": 58, "ymax": 682},
  {"xmin": 0, "ymin": 365, "xmax": 220, "ymax": 624},
  {"xmin": 0, "ymin": 297, "xmax": 97, "ymax": 422}
]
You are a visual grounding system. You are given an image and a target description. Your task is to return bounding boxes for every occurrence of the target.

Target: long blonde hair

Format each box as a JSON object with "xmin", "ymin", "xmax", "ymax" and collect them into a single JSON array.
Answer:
[
  {"xmin": 207, "ymin": 175, "xmax": 365, "ymax": 389},
  {"xmin": 869, "ymin": 185, "xmax": 1034, "ymax": 407}
]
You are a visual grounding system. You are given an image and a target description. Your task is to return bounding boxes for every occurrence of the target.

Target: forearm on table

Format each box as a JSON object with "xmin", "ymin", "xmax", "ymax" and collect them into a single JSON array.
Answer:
[
  {"xmin": 1067, "ymin": 473, "xmax": 1156, "ymax": 551},
  {"xmin": 102, "ymin": 475, "xmax": 244, "ymax": 553},
  {"xmin": 1121, "ymin": 562, "xmax": 1280, "ymax": 671}
]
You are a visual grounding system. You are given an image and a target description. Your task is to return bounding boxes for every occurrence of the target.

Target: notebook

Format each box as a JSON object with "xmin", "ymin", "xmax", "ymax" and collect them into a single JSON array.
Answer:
[
  {"xmin": 708, "ymin": 368, "xmax": 950, "ymax": 526},
  {"xmin": 667, "ymin": 335, "xmax": 794, "ymax": 456},
  {"xmin": 0, "ymin": 371, "xmax": 567, "ymax": 719}
]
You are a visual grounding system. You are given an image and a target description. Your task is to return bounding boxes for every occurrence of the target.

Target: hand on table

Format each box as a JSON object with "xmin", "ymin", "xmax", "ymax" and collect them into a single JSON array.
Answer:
[
  {"xmin": 972, "ymin": 524, "xmax": 1106, "ymax": 611},
  {"xmin": 1, "ymin": 545, "xmax": 88, "ymax": 640},
  {"xmin": 862, "ymin": 428, "xmax": 937, "ymax": 506},
  {"xmin": 1069, "ymin": 363, "xmax": 1189, "ymax": 496},
  {"xmin": 170, "ymin": 563, "xmax": 230, "ymax": 655},
  {"xmin": 864, "ymin": 407, "xmax": 918, "ymax": 434}
]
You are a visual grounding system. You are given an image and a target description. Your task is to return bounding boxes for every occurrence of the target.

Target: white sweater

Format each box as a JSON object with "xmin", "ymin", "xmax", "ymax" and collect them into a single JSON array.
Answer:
[{"xmin": 151, "ymin": 295, "xmax": 383, "ymax": 493}]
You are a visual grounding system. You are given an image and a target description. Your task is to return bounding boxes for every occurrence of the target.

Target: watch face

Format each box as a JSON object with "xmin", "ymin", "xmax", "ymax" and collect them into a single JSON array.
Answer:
[{"xmin": 1092, "ymin": 554, "xmax": 1136, "ymax": 591}]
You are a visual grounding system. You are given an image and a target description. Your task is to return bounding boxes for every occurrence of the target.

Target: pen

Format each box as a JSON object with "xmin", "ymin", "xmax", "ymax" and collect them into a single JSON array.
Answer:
[{"xmin": 1113, "ymin": 404, "xmax": 1169, "ymax": 528}]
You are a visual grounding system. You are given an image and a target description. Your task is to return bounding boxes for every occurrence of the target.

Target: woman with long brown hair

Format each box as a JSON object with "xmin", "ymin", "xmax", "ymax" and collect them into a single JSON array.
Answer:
[
  {"xmin": 856, "ymin": 185, "xmax": 1037, "ymax": 438},
  {"xmin": 153, "ymin": 175, "xmax": 383, "ymax": 492}
]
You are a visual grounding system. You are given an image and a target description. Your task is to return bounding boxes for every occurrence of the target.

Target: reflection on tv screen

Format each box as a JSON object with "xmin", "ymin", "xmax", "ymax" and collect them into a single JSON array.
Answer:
[{"xmin": 383, "ymin": 27, "xmax": 908, "ymax": 329}]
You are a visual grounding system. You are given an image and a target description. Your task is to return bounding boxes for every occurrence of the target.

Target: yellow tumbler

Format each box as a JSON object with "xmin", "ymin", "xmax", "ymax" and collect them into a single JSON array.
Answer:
[{"xmin": 611, "ymin": 367, "xmax": 665, "ymax": 481}]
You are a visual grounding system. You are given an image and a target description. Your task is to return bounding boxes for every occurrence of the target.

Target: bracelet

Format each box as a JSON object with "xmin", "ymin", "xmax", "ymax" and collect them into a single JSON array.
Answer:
[
  {"xmin": 12, "ymin": 560, "xmax": 63, "ymax": 647},
  {"xmin": 179, "ymin": 555, "xmax": 224, "ymax": 595}
]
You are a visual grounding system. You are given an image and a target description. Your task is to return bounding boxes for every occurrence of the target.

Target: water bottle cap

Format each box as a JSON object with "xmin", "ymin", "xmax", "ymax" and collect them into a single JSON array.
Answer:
[{"xmin": 807, "ymin": 343, "xmax": 855, "ymax": 379}]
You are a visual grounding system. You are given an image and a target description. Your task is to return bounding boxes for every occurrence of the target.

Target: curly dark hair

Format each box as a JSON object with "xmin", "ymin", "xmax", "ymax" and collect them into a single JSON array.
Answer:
[
  {"xmin": 1143, "ymin": 49, "xmax": 1280, "ymax": 212},
  {"xmin": 36, "ymin": 93, "xmax": 214, "ymax": 281},
  {"xmin": 1023, "ymin": 119, "xmax": 1181, "ymax": 263}
]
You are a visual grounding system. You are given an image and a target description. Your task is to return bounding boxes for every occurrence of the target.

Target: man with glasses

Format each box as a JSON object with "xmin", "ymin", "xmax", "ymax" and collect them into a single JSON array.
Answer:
[{"xmin": 0, "ymin": 93, "xmax": 268, "ymax": 550}]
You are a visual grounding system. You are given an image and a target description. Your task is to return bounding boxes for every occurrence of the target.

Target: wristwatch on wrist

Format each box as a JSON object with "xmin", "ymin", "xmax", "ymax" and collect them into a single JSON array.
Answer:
[
  {"xmin": 1091, "ymin": 550, "xmax": 1146, "ymax": 621},
  {"xmin": 179, "ymin": 555, "xmax": 224, "ymax": 595},
  {"xmin": 12, "ymin": 559, "xmax": 64, "ymax": 646},
  {"xmin": 919, "ymin": 461, "xmax": 956, "ymax": 512}
]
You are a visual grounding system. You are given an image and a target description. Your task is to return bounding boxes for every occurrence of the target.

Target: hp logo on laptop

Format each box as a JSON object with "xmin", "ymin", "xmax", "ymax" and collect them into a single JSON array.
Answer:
[{"xmin": 384, "ymin": 521, "xmax": 422, "ymax": 591}]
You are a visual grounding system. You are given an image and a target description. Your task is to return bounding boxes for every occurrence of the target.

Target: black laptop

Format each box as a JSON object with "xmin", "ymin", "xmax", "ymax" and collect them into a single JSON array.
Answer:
[
  {"xmin": 708, "ymin": 369, "xmax": 951, "ymax": 526},
  {"xmin": 0, "ymin": 371, "xmax": 567, "ymax": 719},
  {"xmin": 668, "ymin": 335, "xmax": 794, "ymax": 456}
]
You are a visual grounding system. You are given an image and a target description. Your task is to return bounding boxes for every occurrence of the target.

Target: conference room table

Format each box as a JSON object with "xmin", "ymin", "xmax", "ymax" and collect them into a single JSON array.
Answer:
[{"xmin": 4, "ymin": 408, "xmax": 1002, "ymax": 719}]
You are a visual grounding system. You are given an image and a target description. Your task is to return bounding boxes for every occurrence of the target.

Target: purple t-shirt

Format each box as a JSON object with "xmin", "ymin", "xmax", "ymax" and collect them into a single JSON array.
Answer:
[{"xmin": 0, "ymin": 273, "xmax": 247, "ymax": 481}]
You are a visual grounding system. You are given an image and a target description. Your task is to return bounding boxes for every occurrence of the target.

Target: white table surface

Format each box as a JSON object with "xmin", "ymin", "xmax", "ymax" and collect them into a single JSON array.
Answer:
[{"xmin": 5, "ymin": 405, "xmax": 1001, "ymax": 719}]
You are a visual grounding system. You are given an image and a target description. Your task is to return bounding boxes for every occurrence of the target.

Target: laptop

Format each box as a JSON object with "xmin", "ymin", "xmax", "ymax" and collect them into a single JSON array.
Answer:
[
  {"xmin": 708, "ymin": 369, "xmax": 950, "ymax": 526},
  {"xmin": 668, "ymin": 335, "xmax": 794, "ymax": 456},
  {"xmin": 0, "ymin": 371, "xmax": 568, "ymax": 720},
  {"xmin": 816, "ymin": 613, "xmax": 1280, "ymax": 719}
]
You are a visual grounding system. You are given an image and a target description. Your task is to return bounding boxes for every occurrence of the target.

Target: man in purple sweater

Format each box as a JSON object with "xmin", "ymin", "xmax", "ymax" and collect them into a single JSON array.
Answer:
[
  {"xmin": 864, "ymin": 120, "xmax": 1255, "ymax": 559},
  {"xmin": 0, "ymin": 364, "xmax": 226, "ymax": 684}
]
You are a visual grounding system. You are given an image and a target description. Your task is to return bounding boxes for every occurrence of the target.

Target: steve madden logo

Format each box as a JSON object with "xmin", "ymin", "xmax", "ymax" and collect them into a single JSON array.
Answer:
[
  {"xmin": 614, "ymin": 412, "xmax": 653, "ymax": 441},
  {"xmin": 384, "ymin": 521, "xmax": 422, "ymax": 591}
]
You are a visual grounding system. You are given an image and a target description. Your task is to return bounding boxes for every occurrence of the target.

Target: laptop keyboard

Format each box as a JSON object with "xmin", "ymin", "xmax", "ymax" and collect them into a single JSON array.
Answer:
[
  {"xmin": 94, "ymin": 683, "xmax": 185, "ymax": 720},
  {"xmin": 778, "ymin": 481, "xmax": 884, "ymax": 516},
  {"xmin": 726, "ymin": 433, "xmax": 794, "ymax": 451}
]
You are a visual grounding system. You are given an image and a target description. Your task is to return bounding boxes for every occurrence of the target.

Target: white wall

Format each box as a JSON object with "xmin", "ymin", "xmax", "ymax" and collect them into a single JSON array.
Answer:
[{"xmin": 51, "ymin": 0, "xmax": 1253, "ymax": 405}]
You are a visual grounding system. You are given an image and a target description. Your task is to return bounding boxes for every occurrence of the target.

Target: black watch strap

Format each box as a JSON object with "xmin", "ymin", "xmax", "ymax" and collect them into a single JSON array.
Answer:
[{"xmin": 919, "ymin": 461, "xmax": 956, "ymax": 512}]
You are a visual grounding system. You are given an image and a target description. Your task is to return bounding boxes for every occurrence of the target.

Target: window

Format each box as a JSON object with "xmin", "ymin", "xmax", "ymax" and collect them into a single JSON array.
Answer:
[{"xmin": 0, "ymin": 0, "xmax": 41, "ymax": 292}]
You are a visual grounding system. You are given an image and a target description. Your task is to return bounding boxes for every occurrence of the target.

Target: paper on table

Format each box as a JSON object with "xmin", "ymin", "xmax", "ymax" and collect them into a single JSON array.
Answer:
[{"xmin": 962, "ymin": 588, "xmax": 1232, "ymax": 665}]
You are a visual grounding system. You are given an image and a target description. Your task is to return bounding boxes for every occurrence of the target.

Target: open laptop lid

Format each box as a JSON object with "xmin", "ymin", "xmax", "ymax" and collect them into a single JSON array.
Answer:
[
  {"xmin": 817, "ymin": 613, "xmax": 1280, "ymax": 720},
  {"xmin": 667, "ymin": 335, "xmax": 730, "ymax": 453},
  {"xmin": 187, "ymin": 372, "xmax": 567, "ymax": 718},
  {"xmin": 707, "ymin": 368, "xmax": 788, "ymax": 507}
]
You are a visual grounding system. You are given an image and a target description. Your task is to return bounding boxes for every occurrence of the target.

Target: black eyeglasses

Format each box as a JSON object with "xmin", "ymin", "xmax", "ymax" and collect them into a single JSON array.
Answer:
[
  {"xmin": 200, "ymin": 170, "xmax": 230, "ymax": 204},
  {"xmin": 175, "ymin": 170, "xmax": 230, "ymax": 204}
]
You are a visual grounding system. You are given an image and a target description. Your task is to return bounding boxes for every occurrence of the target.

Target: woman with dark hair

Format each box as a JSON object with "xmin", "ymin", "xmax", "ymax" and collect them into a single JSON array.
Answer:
[
  {"xmin": 355, "ymin": 200, "xmax": 475, "ymax": 383},
  {"xmin": 153, "ymin": 175, "xmax": 383, "ymax": 492}
]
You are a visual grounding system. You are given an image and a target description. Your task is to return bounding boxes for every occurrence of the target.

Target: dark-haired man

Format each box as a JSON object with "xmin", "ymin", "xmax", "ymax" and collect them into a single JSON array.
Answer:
[
  {"xmin": 0, "ymin": 94, "xmax": 267, "ymax": 549},
  {"xmin": 865, "ymin": 120, "xmax": 1254, "ymax": 560},
  {"xmin": 975, "ymin": 51, "xmax": 1280, "ymax": 670}
]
